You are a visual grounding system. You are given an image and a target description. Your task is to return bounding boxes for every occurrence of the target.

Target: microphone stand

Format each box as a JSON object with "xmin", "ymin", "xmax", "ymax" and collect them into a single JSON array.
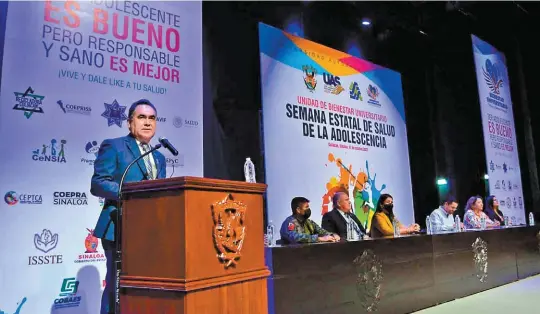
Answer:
[{"xmin": 114, "ymin": 143, "xmax": 162, "ymax": 314}]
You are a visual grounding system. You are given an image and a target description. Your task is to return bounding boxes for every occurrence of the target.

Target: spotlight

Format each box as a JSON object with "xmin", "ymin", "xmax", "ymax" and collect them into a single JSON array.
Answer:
[
  {"xmin": 437, "ymin": 178, "xmax": 448, "ymax": 186},
  {"xmin": 361, "ymin": 18, "xmax": 371, "ymax": 26}
]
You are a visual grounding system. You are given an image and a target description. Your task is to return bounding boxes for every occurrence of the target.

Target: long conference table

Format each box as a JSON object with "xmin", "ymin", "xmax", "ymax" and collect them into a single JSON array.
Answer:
[{"xmin": 265, "ymin": 225, "xmax": 540, "ymax": 314}]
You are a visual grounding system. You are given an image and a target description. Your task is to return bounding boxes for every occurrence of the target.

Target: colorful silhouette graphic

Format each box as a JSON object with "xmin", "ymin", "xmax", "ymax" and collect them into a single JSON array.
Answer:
[{"xmin": 321, "ymin": 154, "xmax": 386, "ymax": 230}]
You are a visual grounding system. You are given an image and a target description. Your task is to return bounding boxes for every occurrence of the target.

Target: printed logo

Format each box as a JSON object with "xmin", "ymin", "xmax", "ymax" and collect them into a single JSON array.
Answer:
[
  {"xmin": 323, "ymin": 73, "xmax": 344, "ymax": 95},
  {"xmin": 506, "ymin": 197, "xmax": 512, "ymax": 209},
  {"xmin": 349, "ymin": 82, "xmax": 363, "ymax": 101},
  {"xmin": 4, "ymin": 191, "xmax": 42, "ymax": 205},
  {"xmin": 494, "ymin": 180, "xmax": 501, "ymax": 190},
  {"xmin": 32, "ymin": 139, "xmax": 67, "ymax": 163},
  {"xmin": 482, "ymin": 59, "xmax": 507, "ymax": 111},
  {"xmin": 13, "ymin": 86, "xmax": 44, "ymax": 119},
  {"xmin": 519, "ymin": 197, "xmax": 523, "ymax": 208},
  {"xmin": 366, "ymin": 85, "xmax": 380, "ymax": 106},
  {"xmin": 82, "ymin": 140, "xmax": 99, "ymax": 165},
  {"xmin": 0, "ymin": 297, "xmax": 27, "ymax": 314},
  {"xmin": 483, "ymin": 59, "xmax": 503, "ymax": 94},
  {"xmin": 29, "ymin": 229, "xmax": 63, "ymax": 266},
  {"xmin": 156, "ymin": 117, "xmax": 166, "ymax": 122},
  {"xmin": 53, "ymin": 192, "xmax": 88, "ymax": 206},
  {"xmin": 513, "ymin": 183, "xmax": 519, "ymax": 190},
  {"xmin": 53, "ymin": 278, "xmax": 82, "ymax": 309},
  {"xmin": 4, "ymin": 191, "xmax": 18, "ymax": 205},
  {"xmin": 503, "ymin": 162, "xmax": 508, "ymax": 173},
  {"xmin": 57, "ymin": 100, "xmax": 91, "ymax": 116},
  {"xmin": 508, "ymin": 180, "xmax": 512, "ymax": 191},
  {"xmin": 166, "ymin": 155, "xmax": 184, "ymax": 169},
  {"xmin": 173, "ymin": 116, "xmax": 183, "ymax": 128},
  {"xmin": 302, "ymin": 65, "xmax": 317, "ymax": 92},
  {"xmin": 34, "ymin": 229, "xmax": 58, "ymax": 253},
  {"xmin": 74, "ymin": 229, "xmax": 106, "ymax": 264},
  {"xmin": 173, "ymin": 116, "xmax": 198, "ymax": 128},
  {"xmin": 513, "ymin": 197, "xmax": 517, "ymax": 209},
  {"xmin": 101, "ymin": 99, "xmax": 127, "ymax": 127},
  {"xmin": 502, "ymin": 180, "xmax": 507, "ymax": 191},
  {"xmin": 500, "ymin": 200, "xmax": 505, "ymax": 207},
  {"xmin": 489, "ymin": 160, "xmax": 495, "ymax": 172}
]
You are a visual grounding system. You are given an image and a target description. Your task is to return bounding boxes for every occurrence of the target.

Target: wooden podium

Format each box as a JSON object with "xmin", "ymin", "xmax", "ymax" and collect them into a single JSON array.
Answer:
[{"xmin": 118, "ymin": 176, "xmax": 270, "ymax": 313}]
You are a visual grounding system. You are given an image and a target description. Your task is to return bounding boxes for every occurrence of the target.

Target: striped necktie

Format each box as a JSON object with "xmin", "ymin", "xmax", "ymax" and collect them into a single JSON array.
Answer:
[{"xmin": 141, "ymin": 143, "xmax": 154, "ymax": 179}]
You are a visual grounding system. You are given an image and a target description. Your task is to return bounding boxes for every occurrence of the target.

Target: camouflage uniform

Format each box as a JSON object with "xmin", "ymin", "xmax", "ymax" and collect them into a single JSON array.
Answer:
[{"xmin": 280, "ymin": 215, "xmax": 330, "ymax": 244}]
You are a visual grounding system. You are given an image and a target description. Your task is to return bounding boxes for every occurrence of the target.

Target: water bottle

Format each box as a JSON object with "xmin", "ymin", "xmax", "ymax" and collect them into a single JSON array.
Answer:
[
  {"xmin": 529, "ymin": 212, "xmax": 535, "ymax": 226},
  {"xmin": 426, "ymin": 216, "xmax": 432, "ymax": 235},
  {"xmin": 393, "ymin": 218, "xmax": 400, "ymax": 237},
  {"xmin": 454, "ymin": 215, "xmax": 461, "ymax": 232},
  {"xmin": 266, "ymin": 221, "xmax": 275, "ymax": 247},
  {"xmin": 480, "ymin": 216, "xmax": 486, "ymax": 230},
  {"xmin": 244, "ymin": 157, "xmax": 256, "ymax": 183}
]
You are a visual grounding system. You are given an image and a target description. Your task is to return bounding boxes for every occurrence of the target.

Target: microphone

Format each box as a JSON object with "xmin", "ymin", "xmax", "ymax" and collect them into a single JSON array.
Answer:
[{"xmin": 159, "ymin": 137, "xmax": 179, "ymax": 156}]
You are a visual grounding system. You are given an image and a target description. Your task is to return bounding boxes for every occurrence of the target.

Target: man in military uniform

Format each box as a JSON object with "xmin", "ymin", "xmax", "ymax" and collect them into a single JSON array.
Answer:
[{"xmin": 280, "ymin": 196, "xmax": 340, "ymax": 244}]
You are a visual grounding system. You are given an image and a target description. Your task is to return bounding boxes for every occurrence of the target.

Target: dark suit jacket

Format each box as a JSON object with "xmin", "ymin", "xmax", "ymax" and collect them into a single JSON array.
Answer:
[
  {"xmin": 90, "ymin": 134, "xmax": 166, "ymax": 241},
  {"xmin": 322, "ymin": 209, "xmax": 366, "ymax": 239}
]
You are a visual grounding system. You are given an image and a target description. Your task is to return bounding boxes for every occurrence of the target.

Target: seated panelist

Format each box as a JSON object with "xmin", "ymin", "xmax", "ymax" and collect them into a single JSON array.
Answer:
[
  {"xmin": 463, "ymin": 195, "xmax": 500, "ymax": 229},
  {"xmin": 322, "ymin": 192, "xmax": 367, "ymax": 241},
  {"xmin": 280, "ymin": 197, "xmax": 340, "ymax": 244},
  {"xmin": 370, "ymin": 193, "xmax": 420, "ymax": 238},
  {"xmin": 429, "ymin": 195, "xmax": 460, "ymax": 233},
  {"xmin": 485, "ymin": 195, "xmax": 505, "ymax": 226}
]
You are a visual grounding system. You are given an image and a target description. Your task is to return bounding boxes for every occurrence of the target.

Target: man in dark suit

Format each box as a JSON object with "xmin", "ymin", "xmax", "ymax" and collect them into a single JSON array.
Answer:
[
  {"xmin": 90, "ymin": 99, "xmax": 166, "ymax": 314},
  {"xmin": 322, "ymin": 192, "xmax": 368, "ymax": 241}
]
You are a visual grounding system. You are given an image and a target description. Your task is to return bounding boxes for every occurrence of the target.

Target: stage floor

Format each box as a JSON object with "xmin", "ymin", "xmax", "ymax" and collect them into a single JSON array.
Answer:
[{"xmin": 414, "ymin": 275, "xmax": 540, "ymax": 313}]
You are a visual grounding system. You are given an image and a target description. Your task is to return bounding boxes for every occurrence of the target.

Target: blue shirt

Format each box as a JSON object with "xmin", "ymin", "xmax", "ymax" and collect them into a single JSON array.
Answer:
[{"xmin": 429, "ymin": 206, "xmax": 455, "ymax": 233}]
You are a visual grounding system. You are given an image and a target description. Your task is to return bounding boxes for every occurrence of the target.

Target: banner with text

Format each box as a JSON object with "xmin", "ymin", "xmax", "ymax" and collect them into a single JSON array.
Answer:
[
  {"xmin": 472, "ymin": 35, "xmax": 525, "ymax": 223},
  {"xmin": 0, "ymin": 1, "xmax": 202, "ymax": 313},
  {"xmin": 259, "ymin": 23, "xmax": 414, "ymax": 233}
]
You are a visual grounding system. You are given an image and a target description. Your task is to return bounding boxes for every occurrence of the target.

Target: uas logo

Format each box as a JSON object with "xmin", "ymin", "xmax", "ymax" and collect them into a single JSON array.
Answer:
[
  {"xmin": 302, "ymin": 65, "xmax": 317, "ymax": 92},
  {"xmin": 482, "ymin": 59, "xmax": 503, "ymax": 95},
  {"xmin": 53, "ymin": 278, "xmax": 82, "ymax": 309},
  {"xmin": 323, "ymin": 73, "xmax": 344, "ymax": 95},
  {"xmin": 366, "ymin": 85, "xmax": 380, "ymax": 106}
]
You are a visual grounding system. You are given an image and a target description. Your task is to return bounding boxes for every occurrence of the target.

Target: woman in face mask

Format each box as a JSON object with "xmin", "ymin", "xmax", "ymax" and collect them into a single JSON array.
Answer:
[{"xmin": 370, "ymin": 193, "xmax": 420, "ymax": 238}]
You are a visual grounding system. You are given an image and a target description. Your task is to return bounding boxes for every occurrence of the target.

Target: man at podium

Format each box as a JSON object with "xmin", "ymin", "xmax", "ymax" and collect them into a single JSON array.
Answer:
[{"xmin": 90, "ymin": 99, "xmax": 167, "ymax": 314}]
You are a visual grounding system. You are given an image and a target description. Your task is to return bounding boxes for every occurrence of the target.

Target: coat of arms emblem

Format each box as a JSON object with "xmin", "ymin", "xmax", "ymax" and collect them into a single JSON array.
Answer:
[
  {"xmin": 302, "ymin": 65, "xmax": 317, "ymax": 92},
  {"xmin": 211, "ymin": 194, "xmax": 247, "ymax": 268}
]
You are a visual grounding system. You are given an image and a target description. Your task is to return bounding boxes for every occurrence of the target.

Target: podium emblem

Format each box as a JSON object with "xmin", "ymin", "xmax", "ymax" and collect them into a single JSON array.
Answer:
[
  {"xmin": 472, "ymin": 237, "xmax": 488, "ymax": 282},
  {"xmin": 211, "ymin": 194, "xmax": 247, "ymax": 268}
]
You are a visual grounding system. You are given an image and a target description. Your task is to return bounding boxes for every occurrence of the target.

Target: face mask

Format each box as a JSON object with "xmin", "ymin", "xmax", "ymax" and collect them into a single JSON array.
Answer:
[
  {"xmin": 303, "ymin": 208, "xmax": 312, "ymax": 219},
  {"xmin": 383, "ymin": 203, "xmax": 394, "ymax": 213}
]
